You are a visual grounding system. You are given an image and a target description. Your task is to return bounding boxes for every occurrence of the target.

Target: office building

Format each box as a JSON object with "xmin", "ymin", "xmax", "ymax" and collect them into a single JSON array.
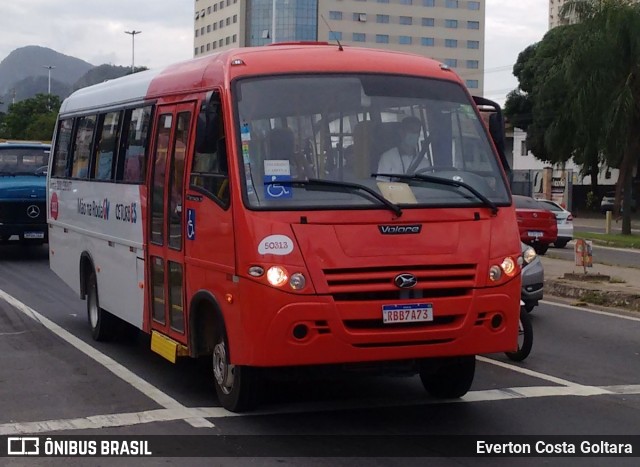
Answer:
[
  {"xmin": 549, "ymin": 0, "xmax": 574, "ymax": 28},
  {"xmin": 194, "ymin": 0, "xmax": 485, "ymax": 93}
]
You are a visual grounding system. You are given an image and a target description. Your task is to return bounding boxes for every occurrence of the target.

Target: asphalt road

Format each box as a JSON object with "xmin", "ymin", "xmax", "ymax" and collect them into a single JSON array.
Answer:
[{"xmin": 1, "ymin": 244, "xmax": 640, "ymax": 465}]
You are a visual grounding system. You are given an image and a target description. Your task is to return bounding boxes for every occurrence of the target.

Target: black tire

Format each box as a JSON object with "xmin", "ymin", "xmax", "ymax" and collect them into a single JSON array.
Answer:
[
  {"xmin": 505, "ymin": 308, "xmax": 533, "ymax": 362},
  {"xmin": 534, "ymin": 244, "xmax": 548, "ymax": 255},
  {"xmin": 419, "ymin": 355, "xmax": 475, "ymax": 398},
  {"xmin": 86, "ymin": 270, "xmax": 115, "ymax": 341},
  {"xmin": 554, "ymin": 240, "xmax": 569, "ymax": 249},
  {"xmin": 212, "ymin": 328, "xmax": 259, "ymax": 412}
]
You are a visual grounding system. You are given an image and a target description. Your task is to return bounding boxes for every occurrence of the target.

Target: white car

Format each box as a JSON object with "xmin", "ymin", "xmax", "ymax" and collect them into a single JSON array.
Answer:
[{"xmin": 535, "ymin": 198, "xmax": 574, "ymax": 248}]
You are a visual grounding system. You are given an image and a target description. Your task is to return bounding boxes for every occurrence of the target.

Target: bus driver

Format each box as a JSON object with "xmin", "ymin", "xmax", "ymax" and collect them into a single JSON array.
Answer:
[{"xmin": 377, "ymin": 116, "xmax": 431, "ymax": 177}]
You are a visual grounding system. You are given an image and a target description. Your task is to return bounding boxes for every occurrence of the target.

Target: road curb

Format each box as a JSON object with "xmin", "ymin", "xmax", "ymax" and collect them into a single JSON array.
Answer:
[{"xmin": 546, "ymin": 279, "xmax": 640, "ymax": 312}]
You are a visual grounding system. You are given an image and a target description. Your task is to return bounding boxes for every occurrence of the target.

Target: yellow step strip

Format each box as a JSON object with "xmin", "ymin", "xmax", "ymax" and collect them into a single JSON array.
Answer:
[{"xmin": 150, "ymin": 331, "xmax": 189, "ymax": 363}]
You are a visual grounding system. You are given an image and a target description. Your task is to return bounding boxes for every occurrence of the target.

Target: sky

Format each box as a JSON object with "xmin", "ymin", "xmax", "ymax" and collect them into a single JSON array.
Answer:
[{"xmin": 0, "ymin": 0, "xmax": 549, "ymax": 106}]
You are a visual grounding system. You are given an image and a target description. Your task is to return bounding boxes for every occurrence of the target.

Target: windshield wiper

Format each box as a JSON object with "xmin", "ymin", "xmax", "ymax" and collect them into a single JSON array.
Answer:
[
  {"xmin": 372, "ymin": 172, "xmax": 498, "ymax": 215},
  {"xmin": 287, "ymin": 178, "xmax": 402, "ymax": 217}
]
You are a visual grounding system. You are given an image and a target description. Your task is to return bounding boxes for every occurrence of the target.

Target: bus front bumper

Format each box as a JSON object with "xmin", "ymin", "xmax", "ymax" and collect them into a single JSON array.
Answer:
[{"xmin": 231, "ymin": 279, "xmax": 520, "ymax": 367}]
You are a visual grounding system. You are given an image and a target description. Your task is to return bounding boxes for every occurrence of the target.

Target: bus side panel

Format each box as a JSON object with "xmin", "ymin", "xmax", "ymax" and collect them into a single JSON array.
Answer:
[
  {"xmin": 49, "ymin": 223, "xmax": 82, "ymax": 296},
  {"xmin": 48, "ymin": 181, "xmax": 145, "ymax": 329}
]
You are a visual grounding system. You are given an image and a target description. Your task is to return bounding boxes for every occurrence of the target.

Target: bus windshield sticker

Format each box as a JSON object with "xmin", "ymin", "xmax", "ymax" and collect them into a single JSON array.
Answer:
[
  {"xmin": 258, "ymin": 234, "xmax": 294, "ymax": 255},
  {"xmin": 264, "ymin": 160, "xmax": 290, "ymax": 176},
  {"xmin": 241, "ymin": 123, "xmax": 251, "ymax": 142},
  {"xmin": 264, "ymin": 175, "xmax": 292, "ymax": 199}
]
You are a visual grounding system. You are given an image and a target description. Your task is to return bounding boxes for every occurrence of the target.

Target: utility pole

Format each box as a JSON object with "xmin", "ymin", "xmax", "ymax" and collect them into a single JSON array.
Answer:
[
  {"xmin": 43, "ymin": 65, "xmax": 55, "ymax": 95},
  {"xmin": 43, "ymin": 65, "xmax": 55, "ymax": 110},
  {"xmin": 124, "ymin": 30, "xmax": 142, "ymax": 73},
  {"xmin": 271, "ymin": 0, "xmax": 277, "ymax": 44}
]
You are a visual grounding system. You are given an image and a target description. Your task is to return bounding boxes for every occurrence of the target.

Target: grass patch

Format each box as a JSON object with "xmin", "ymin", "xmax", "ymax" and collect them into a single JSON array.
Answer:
[
  {"xmin": 580, "ymin": 291, "xmax": 608, "ymax": 306},
  {"xmin": 574, "ymin": 231, "xmax": 640, "ymax": 249}
]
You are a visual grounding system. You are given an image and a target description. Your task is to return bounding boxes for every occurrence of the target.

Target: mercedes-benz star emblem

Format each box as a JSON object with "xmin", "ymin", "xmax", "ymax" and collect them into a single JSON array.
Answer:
[
  {"xmin": 394, "ymin": 273, "xmax": 418, "ymax": 289},
  {"xmin": 27, "ymin": 205, "xmax": 40, "ymax": 218}
]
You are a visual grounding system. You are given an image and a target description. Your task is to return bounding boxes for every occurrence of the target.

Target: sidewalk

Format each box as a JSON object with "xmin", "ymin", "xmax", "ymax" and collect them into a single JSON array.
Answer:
[{"xmin": 540, "ymin": 254, "xmax": 640, "ymax": 312}]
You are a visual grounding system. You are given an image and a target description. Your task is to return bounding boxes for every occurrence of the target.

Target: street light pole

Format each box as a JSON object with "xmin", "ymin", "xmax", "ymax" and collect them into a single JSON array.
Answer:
[
  {"xmin": 124, "ymin": 30, "xmax": 142, "ymax": 73},
  {"xmin": 43, "ymin": 65, "xmax": 55, "ymax": 110},
  {"xmin": 271, "ymin": 0, "xmax": 277, "ymax": 44},
  {"xmin": 43, "ymin": 65, "xmax": 55, "ymax": 95}
]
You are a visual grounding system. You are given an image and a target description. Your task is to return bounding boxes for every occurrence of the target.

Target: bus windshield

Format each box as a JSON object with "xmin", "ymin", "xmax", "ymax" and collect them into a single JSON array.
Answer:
[
  {"xmin": 235, "ymin": 74, "xmax": 510, "ymax": 210},
  {"xmin": 0, "ymin": 147, "xmax": 49, "ymax": 176}
]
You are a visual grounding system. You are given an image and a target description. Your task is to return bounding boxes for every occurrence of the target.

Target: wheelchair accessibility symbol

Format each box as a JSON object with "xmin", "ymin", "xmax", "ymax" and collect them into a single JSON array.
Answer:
[
  {"xmin": 264, "ymin": 175, "xmax": 292, "ymax": 199},
  {"xmin": 187, "ymin": 208, "xmax": 196, "ymax": 240}
]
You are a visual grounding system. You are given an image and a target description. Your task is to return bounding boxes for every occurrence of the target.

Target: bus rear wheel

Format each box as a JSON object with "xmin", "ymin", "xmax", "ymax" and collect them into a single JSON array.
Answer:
[
  {"xmin": 419, "ymin": 356, "xmax": 475, "ymax": 398},
  {"xmin": 212, "ymin": 331, "xmax": 259, "ymax": 412},
  {"xmin": 86, "ymin": 270, "xmax": 115, "ymax": 341}
]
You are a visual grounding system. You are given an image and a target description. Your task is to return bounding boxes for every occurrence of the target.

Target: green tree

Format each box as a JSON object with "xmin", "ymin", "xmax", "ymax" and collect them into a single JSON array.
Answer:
[
  {"xmin": 0, "ymin": 93, "xmax": 60, "ymax": 141},
  {"xmin": 504, "ymin": 25, "xmax": 586, "ymax": 165},
  {"xmin": 562, "ymin": 0, "xmax": 640, "ymax": 233}
]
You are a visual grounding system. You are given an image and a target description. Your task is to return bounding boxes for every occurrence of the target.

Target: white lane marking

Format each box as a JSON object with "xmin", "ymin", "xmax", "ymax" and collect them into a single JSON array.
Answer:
[
  {"xmin": 601, "ymin": 384, "xmax": 640, "ymax": 395},
  {"xmin": 0, "ymin": 331, "xmax": 28, "ymax": 336},
  {"xmin": 0, "ymin": 383, "xmax": 631, "ymax": 436},
  {"xmin": 0, "ymin": 407, "xmax": 232, "ymax": 436},
  {"xmin": 0, "ymin": 289, "xmax": 215, "ymax": 429},
  {"xmin": 540, "ymin": 299, "xmax": 640, "ymax": 321},
  {"xmin": 477, "ymin": 356, "xmax": 585, "ymax": 387}
]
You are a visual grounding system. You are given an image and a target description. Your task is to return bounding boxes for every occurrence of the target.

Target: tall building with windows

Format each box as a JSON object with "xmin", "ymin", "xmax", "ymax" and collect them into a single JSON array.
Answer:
[
  {"xmin": 549, "ymin": 0, "xmax": 639, "ymax": 29},
  {"xmin": 194, "ymin": 0, "xmax": 485, "ymax": 93},
  {"xmin": 549, "ymin": 0, "xmax": 574, "ymax": 28}
]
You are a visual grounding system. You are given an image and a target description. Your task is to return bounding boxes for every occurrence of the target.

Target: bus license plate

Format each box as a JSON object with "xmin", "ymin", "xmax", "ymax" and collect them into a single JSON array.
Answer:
[
  {"xmin": 382, "ymin": 303, "xmax": 433, "ymax": 324},
  {"xmin": 24, "ymin": 232, "xmax": 44, "ymax": 239},
  {"xmin": 528, "ymin": 231, "xmax": 543, "ymax": 238}
]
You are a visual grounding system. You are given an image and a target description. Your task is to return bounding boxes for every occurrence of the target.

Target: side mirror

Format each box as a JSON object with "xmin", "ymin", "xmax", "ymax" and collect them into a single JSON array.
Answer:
[{"xmin": 472, "ymin": 95, "xmax": 510, "ymax": 182}]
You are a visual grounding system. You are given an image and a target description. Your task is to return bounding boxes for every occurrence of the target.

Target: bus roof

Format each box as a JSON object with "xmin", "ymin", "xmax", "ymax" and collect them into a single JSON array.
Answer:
[{"xmin": 59, "ymin": 43, "xmax": 463, "ymax": 115}]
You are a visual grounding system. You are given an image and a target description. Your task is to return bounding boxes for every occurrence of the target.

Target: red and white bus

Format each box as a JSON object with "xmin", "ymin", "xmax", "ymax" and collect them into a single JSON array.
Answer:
[{"xmin": 48, "ymin": 43, "xmax": 521, "ymax": 412}]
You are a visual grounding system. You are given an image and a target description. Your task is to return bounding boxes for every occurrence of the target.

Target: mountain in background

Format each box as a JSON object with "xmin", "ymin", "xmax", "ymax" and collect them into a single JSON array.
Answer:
[
  {"xmin": 0, "ymin": 46, "xmax": 136, "ymax": 112},
  {"xmin": 0, "ymin": 46, "xmax": 93, "ymax": 95},
  {"xmin": 72, "ymin": 64, "xmax": 135, "ymax": 91}
]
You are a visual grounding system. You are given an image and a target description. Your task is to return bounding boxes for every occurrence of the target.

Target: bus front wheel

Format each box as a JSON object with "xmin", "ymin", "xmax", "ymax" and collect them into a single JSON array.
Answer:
[
  {"xmin": 419, "ymin": 355, "xmax": 475, "ymax": 398},
  {"xmin": 86, "ymin": 270, "xmax": 115, "ymax": 341},
  {"xmin": 212, "ymin": 330, "xmax": 259, "ymax": 412}
]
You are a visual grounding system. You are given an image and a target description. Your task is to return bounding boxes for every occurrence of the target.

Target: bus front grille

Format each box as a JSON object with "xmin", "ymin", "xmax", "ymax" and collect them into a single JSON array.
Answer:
[
  {"xmin": 323, "ymin": 264, "xmax": 477, "ymax": 300},
  {"xmin": 0, "ymin": 201, "xmax": 46, "ymax": 224}
]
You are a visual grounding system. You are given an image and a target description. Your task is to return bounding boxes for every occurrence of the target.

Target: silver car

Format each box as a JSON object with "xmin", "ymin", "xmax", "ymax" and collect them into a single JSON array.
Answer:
[
  {"xmin": 521, "ymin": 242, "xmax": 543, "ymax": 312},
  {"xmin": 535, "ymin": 198, "xmax": 573, "ymax": 249}
]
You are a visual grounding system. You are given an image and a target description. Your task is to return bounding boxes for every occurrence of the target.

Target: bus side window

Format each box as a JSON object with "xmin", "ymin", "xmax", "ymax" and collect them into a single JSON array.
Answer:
[
  {"xmin": 190, "ymin": 92, "xmax": 229, "ymax": 208},
  {"xmin": 93, "ymin": 111, "xmax": 121, "ymax": 181},
  {"xmin": 120, "ymin": 105, "xmax": 153, "ymax": 184},
  {"xmin": 71, "ymin": 115, "xmax": 97, "ymax": 179},
  {"xmin": 52, "ymin": 119, "xmax": 74, "ymax": 178}
]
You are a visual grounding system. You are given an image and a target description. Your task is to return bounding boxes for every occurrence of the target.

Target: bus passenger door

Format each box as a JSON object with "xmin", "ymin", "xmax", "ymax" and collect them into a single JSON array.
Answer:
[{"xmin": 147, "ymin": 103, "xmax": 195, "ymax": 345}]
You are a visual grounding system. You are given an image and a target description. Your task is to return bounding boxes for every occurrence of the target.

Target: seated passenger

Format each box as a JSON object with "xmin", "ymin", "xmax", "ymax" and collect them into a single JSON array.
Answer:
[{"xmin": 377, "ymin": 116, "xmax": 431, "ymax": 179}]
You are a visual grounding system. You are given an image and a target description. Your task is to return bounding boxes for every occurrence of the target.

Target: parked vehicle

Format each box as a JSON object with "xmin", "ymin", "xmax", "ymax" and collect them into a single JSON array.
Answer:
[
  {"xmin": 535, "ymin": 198, "xmax": 573, "ymax": 248},
  {"xmin": 600, "ymin": 190, "xmax": 637, "ymax": 213},
  {"xmin": 514, "ymin": 195, "xmax": 558, "ymax": 255},
  {"xmin": 521, "ymin": 242, "xmax": 543, "ymax": 313},
  {"xmin": 0, "ymin": 141, "xmax": 50, "ymax": 245}
]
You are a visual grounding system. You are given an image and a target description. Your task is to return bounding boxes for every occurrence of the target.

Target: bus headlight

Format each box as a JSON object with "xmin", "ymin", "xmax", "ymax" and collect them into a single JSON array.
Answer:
[
  {"xmin": 489, "ymin": 256, "xmax": 517, "ymax": 282},
  {"xmin": 289, "ymin": 273, "xmax": 306, "ymax": 290},
  {"xmin": 489, "ymin": 265, "xmax": 502, "ymax": 282},
  {"xmin": 501, "ymin": 257, "xmax": 517, "ymax": 277},
  {"xmin": 267, "ymin": 266, "xmax": 289, "ymax": 287}
]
